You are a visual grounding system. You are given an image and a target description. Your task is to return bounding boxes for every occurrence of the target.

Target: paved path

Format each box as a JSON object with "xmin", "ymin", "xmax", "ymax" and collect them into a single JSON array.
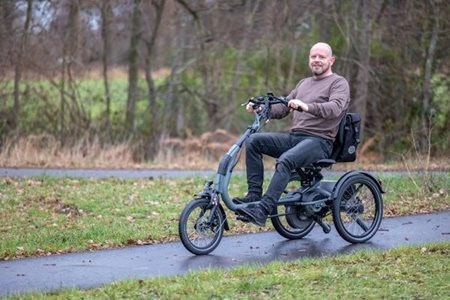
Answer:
[
  {"xmin": 3, "ymin": 167, "xmax": 446, "ymax": 179},
  {"xmin": 1, "ymin": 211, "xmax": 449, "ymax": 297},
  {"xmin": 0, "ymin": 167, "xmax": 217, "ymax": 179}
]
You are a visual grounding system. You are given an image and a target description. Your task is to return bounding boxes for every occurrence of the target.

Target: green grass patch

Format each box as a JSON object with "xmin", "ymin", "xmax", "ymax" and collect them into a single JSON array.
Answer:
[
  {"xmin": 7, "ymin": 242, "xmax": 450, "ymax": 299},
  {"xmin": 0, "ymin": 174, "xmax": 448, "ymax": 259}
]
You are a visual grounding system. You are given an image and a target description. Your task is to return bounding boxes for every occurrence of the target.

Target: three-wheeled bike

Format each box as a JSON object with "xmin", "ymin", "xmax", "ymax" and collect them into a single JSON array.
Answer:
[{"xmin": 178, "ymin": 93, "xmax": 384, "ymax": 255}]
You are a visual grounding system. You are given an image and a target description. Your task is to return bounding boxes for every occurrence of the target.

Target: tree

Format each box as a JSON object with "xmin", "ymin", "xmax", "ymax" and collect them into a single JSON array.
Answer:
[
  {"xmin": 126, "ymin": 0, "xmax": 142, "ymax": 135},
  {"xmin": 100, "ymin": 0, "xmax": 113, "ymax": 137},
  {"xmin": 59, "ymin": 0, "xmax": 84, "ymax": 144},
  {"xmin": 12, "ymin": 0, "xmax": 33, "ymax": 134},
  {"xmin": 142, "ymin": 0, "xmax": 166, "ymax": 142},
  {"xmin": 419, "ymin": 0, "xmax": 441, "ymax": 153}
]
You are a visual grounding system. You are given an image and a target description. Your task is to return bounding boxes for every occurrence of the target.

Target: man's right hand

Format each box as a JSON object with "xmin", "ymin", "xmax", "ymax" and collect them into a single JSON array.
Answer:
[{"xmin": 288, "ymin": 99, "xmax": 308, "ymax": 112}]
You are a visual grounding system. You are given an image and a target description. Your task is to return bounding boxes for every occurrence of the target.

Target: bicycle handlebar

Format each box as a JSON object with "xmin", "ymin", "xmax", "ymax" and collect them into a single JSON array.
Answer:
[
  {"xmin": 244, "ymin": 92, "xmax": 303, "ymax": 113},
  {"xmin": 246, "ymin": 92, "xmax": 287, "ymax": 107}
]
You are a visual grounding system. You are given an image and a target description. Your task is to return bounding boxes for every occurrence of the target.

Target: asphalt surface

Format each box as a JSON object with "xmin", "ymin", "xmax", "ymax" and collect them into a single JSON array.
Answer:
[
  {"xmin": 3, "ymin": 167, "xmax": 447, "ymax": 179},
  {"xmin": 1, "ymin": 211, "xmax": 449, "ymax": 297},
  {"xmin": 0, "ymin": 167, "xmax": 217, "ymax": 179}
]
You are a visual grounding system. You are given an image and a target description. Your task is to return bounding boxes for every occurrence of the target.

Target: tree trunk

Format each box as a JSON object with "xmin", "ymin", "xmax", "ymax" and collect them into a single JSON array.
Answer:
[
  {"xmin": 420, "ymin": 0, "xmax": 440, "ymax": 153},
  {"xmin": 126, "ymin": 0, "xmax": 142, "ymax": 135},
  {"xmin": 164, "ymin": 9, "xmax": 186, "ymax": 137},
  {"xmin": 0, "ymin": 0, "xmax": 14, "ymax": 74},
  {"xmin": 60, "ymin": 42, "xmax": 67, "ymax": 145},
  {"xmin": 353, "ymin": 1, "xmax": 371, "ymax": 139},
  {"xmin": 142, "ymin": 0, "xmax": 166, "ymax": 158},
  {"xmin": 12, "ymin": 0, "xmax": 32, "ymax": 134},
  {"xmin": 101, "ymin": 0, "xmax": 113, "ymax": 138},
  {"xmin": 66, "ymin": 0, "xmax": 84, "ymax": 138},
  {"xmin": 144, "ymin": 0, "xmax": 166, "ymax": 135}
]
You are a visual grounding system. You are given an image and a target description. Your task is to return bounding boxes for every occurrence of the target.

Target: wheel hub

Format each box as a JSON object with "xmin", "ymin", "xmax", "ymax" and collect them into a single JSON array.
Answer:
[{"xmin": 285, "ymin": 206, "xmax": 313, "ymax": 229}]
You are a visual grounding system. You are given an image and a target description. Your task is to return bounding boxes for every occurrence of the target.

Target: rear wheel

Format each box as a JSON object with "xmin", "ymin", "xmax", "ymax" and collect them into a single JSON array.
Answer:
[
  {"xmin": 332, "ymin": 174, "xmax": 383, "ymax": 243},
  {"xmin": 179, "ymin": 198, "xmax": 224, "ymax": 255},
  {"xmin": 271, "ymin": 176, "xmax": 315, "ymax": 239}
]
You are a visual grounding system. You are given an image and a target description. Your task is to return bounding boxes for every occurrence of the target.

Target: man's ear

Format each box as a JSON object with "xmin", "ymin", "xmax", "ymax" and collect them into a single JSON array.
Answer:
[{"xmin": 330, "ymin": 55, "xmax": 336, "ymax": 65}]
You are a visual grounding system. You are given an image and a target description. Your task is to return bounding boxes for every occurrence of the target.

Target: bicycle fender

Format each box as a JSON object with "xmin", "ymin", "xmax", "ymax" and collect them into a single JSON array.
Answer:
[{"xmin": 332, "ymin": 170, "xmax": 385, "ymax": 201}]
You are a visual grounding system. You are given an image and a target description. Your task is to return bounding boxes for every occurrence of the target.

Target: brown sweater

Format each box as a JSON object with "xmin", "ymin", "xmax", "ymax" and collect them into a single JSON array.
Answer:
[{"xmin": 270, "ymin": 73, "xmax": 350, "ymax": 141}]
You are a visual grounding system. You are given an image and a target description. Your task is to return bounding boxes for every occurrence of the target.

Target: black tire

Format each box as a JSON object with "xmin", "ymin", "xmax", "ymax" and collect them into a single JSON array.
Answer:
[
  {"xmin": 179, "ymin": 198, "xmax": 224, "ymax": 255},
  {"xmin": 271, "ymin": 176, "xmax": 315, "ymax": 239},
  {"xmin": 332, "ymin": 174, "xmax": 383, "ymax": 243},
  {"xmin": 271, "ymin": 205, "xmax": 315, "ymax": 239}
]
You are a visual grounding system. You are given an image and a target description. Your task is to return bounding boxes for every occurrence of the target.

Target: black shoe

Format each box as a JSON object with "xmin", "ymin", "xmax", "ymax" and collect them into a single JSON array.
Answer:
[
  {"xmin": 236, "ymin": 203, "xmax": 268, "ymax": 227},
  {"xmin": 232, "ymin": 193, "xmax": 261, "ymax": 205}
]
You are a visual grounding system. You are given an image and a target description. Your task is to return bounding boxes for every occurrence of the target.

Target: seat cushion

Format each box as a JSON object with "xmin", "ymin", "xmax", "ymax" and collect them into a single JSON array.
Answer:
[{"xmin": 312, "ymin": 159, "xmax": 336, "ymax": 168}]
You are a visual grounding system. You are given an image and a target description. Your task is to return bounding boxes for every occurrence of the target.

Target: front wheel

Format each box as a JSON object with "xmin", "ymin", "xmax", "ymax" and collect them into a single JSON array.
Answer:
[
  {"xmin": 179, "ymin": 198, "xmax": 224, "ymax": 255},
  {"xmin": 332, "ymin": 174, "xmax": 383, "ymax": 243}
]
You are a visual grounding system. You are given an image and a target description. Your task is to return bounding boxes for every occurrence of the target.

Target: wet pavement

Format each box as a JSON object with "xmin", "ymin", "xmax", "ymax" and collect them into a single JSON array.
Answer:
[
  {"xmin": 2, "ymin": 167, "xmax": 446, "ymax": 179},
  {"xmin": 1, "ymin": 211, "xmax": 449, "ymax": 297}
]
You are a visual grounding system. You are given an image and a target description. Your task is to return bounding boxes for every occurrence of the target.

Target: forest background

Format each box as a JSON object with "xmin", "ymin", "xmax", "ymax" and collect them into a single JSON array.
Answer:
[{"xmin": 0, "ymin": 0, "xmax": 449, "ymax": 169}]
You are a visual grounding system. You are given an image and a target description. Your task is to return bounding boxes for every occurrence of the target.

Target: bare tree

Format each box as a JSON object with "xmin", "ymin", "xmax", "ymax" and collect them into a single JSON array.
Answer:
[
  {"xmin": 126, "ymin": 0, "xmax": 142, "ymax": 135},
  {"xmin": 12, "ymin": 0, "xmax": 33, "ymax": 134},
  {"xmin": 162, "ymin": 5, "xmax": 189, "ymax": 138},
  {"xmin": 0, "ymin": 0, "xmax": 15, "ymax": 76},
  {"xmin": 142, "ymin": 0, "xmax": 166, "ymax": 135},
  {"xmin": 420, "ymin": 0, "xmax": 441, "ymax": 152},
  {"xmin": 352, "ymin": 1, "xmax": 372, "ymax": 138},
  {"xmin": 100, "ymin": 0, "xmax": 113, "ymax": 137},
  {"xmin": 58, "ymin": 0, "xmax": 84, "ymax": 144}
]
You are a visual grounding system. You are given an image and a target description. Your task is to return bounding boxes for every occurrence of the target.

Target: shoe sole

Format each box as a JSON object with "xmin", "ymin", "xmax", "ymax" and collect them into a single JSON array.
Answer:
[{"xmin": 236, "ymin": 207, "xmax": 266, "ymax": 227}]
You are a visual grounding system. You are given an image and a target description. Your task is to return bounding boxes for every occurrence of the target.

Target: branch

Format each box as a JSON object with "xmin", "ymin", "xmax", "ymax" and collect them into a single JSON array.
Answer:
[{"xmin": 174, "ymin": 0, "xmax": 199, "ymax": 21}]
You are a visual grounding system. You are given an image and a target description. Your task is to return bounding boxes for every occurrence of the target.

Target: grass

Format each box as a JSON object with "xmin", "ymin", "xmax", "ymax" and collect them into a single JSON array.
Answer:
[
  {"xmin": 0, "ymin": 174, "xmax": 449, "ymax": 260},
  {"xmin": 6, "ymin": 242, "xmax": 450, "ymax": 299}
]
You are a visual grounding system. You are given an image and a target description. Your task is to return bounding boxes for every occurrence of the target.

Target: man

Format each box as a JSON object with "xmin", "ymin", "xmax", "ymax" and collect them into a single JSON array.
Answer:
[{"xmin": 235, "ymin": 42, "xmax": 350, "ymax": 226}]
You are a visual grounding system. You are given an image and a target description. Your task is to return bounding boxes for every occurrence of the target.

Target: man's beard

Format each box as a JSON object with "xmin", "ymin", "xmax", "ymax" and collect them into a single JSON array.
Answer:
[{"xmin": 311, "ymin": 64, "xmax": 329, "ymax": 76}]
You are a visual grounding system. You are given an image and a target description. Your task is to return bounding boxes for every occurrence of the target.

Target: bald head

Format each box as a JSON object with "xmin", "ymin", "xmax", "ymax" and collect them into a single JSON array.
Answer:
[{"xmin": 310, "ymin": 42, "xmax": 333, "ymax": 56}]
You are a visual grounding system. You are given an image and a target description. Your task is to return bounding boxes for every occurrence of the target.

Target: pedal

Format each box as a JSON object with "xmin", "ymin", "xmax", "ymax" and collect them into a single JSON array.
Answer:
[{"xmin": 315, "ymin": 217, "xmax": 331, "ymax": 234}]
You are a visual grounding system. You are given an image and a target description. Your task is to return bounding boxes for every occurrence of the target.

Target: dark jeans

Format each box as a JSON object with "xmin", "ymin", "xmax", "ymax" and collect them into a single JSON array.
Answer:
[{"xmin": 245, "ymin": 132, "xmax": 333, "ymax": 211}]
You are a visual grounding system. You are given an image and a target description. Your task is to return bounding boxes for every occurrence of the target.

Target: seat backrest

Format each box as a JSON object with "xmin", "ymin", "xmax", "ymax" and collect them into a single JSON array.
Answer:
[{"xmin": 330, "ymin": 113, "xmax": 361, "ymax": 163}]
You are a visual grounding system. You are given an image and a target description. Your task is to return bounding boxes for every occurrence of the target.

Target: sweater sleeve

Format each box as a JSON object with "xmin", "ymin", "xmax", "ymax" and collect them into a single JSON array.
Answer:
[
  {"xmin": 269, "ymin": 103, "xmax": 290, "ymax": 119},
  {"xmin": 307, "ymin": 77, "xmax": 350, "ymax": 119}
]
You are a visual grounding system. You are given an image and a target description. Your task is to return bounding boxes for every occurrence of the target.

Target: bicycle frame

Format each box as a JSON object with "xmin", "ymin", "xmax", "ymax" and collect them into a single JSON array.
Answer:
[
  {"xmin": 213, "ymin": 111, "xmax": 266, "ymax": 212},
  {"xmin": 210, "ymin": 113, "xmax": 336, "ymax": 213},
  {"xmin": 205, "ymin": 93, "xmax": 314, "ymax": 211}
]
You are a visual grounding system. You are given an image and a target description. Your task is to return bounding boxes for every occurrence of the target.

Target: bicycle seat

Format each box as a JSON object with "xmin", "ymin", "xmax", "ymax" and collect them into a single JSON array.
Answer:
[{"xmin": 311, "ymin": 159, "xmax": 336, "ymax": 168}]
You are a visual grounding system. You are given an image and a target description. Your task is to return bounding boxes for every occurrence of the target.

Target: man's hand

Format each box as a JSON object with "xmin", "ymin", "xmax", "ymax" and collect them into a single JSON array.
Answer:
[
  {"xmin": 288, "ymin": 99, "xmax": 309, "ymax": 112},
  {"xmin": 246, "ymin": 102, "xmax": 264, "ymax": 113}
]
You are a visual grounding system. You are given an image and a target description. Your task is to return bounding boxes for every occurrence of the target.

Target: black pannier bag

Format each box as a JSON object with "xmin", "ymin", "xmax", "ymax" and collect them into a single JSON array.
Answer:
[{"xmin": 331, "ymin": 113, "xmax": 361, "ymax": 162}]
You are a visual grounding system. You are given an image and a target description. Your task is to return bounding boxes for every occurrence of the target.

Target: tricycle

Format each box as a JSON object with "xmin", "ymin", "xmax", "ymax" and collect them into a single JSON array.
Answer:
[{"xmin": 178, "ymin": 93, "xmax": 384, "ymax": 255}]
